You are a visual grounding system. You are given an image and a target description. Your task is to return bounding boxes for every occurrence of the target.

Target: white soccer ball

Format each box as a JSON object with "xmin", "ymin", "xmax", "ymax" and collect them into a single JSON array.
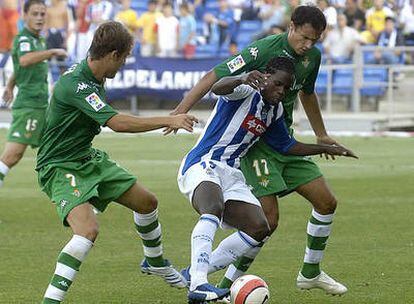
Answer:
[{"xmin": 230, "ymin": 274, "xmax": 270, "ymax": 304}]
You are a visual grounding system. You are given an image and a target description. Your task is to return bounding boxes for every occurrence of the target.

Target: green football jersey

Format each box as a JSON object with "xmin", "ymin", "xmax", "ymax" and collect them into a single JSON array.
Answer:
[
  {"xmin": 36, "ymin": 60, "xmax": 118, "ymax": 170},
  {"xmin": 214, "ymin": 33, "xmax": 321, "ymax": 129},
  {"xmin": 11, "ymin": 27, "xmax": 49, "ymax": 109}
]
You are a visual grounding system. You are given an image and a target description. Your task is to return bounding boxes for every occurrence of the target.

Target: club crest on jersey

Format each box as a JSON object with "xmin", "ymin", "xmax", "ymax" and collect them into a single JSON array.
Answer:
[
  {"xmin": 242, "ymin": 115, "xmax": 267, "ymax": 136},
  {"xmin": 227, "ymin": 55, "xmax": 246, "ymax": 73},
  {"xmin": 85, "ymin": 92, "xmax": 105, "ymax": 111},
  {"xmin": 302, "ymin": 56, "xmax": 310, "ymax": 68},
  {"xmin": 249, "ymin": 47, "xmax": 258, "ymax": 60}
]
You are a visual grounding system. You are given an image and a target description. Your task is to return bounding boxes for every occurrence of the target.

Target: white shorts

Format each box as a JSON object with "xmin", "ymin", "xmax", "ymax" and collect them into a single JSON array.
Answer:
[{"xmin": 177, "ymin": 159, "xmax": 261, "ymax": 207}]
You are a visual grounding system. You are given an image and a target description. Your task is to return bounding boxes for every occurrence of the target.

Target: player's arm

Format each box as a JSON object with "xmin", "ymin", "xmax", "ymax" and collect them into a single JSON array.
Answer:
[
  {"xmin": 264, "ymin": 114, "xmax": 357, "ymax": 159},
  {"xmin": 211, "ymin": 70, "xmax": 270, "ymax": 95},
  {"xmin": 19, "ymin": 49, "xmax": 67, "ymax": 67},
  {"xmin": 106, "ymin": 113, "xmax": 198, "ymax": 133},
  {"xmin": 2, "ymin": 73, "xmax": 15, "ymax": 105}
]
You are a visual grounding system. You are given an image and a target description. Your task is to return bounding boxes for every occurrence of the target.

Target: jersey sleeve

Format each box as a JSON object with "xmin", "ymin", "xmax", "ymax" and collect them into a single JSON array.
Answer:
[
  {"xmin": 14, "ymin": 36, "xmax": 34, "ymax": 58},
  {"xmin": 213, "ymin": 38, "xmax": 270, "ymax": 79},
  {"xmin": 222, "ymin": 84, "xmax": 255, "ymax": 101},
  {"xmin": 301, "ymin": 51, "xmax": 321, "ymax": 95},
  {"xmin": 59, "ymin": 80, "xmax": 118, "ymax": 126},
  {"xmin": 263, "ymin": 110, "xmax": 297, "ymax": 154}
]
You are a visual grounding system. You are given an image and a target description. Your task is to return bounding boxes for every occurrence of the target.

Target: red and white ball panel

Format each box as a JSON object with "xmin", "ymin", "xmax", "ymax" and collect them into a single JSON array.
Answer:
[{"xmin": 230, "ymin": 275, "xmax": 270, "ymax": 304}]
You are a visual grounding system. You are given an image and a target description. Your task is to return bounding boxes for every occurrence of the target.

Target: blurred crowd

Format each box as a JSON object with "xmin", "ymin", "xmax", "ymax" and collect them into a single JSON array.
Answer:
[{"xmin": 1, "ymin": 0, "xmax": 414, "ymax": 63}]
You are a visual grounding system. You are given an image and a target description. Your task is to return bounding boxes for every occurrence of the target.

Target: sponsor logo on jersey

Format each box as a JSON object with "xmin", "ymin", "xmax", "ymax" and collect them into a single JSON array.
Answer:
[
  {"xmin": 226, "ymin": 55, "xmax": 246, "ymax": 73},
  {"xmin": 58, "ymin": 280, "xmax": 69, "ymax": 288},
  {"xmin": 20, "ymin": 42, "xmax": 31, "ymax": 52},
  {"xmin": 302, "ymin": 56, "xmax": 310, "ymax": 68},
  {"xmin": 249, "ymin": 47, "xmax": 258, "ymax": 60},
  {"xmin": 76, "ymin": 82, "xmax": 89, "ymax": 93},
  {"xmin": 241, "ymin": 115, "xmax": 267, "ymax": 136},
  {"xmin": 85, "ymin": 92, "xmax": 105, "ymax": 111}
]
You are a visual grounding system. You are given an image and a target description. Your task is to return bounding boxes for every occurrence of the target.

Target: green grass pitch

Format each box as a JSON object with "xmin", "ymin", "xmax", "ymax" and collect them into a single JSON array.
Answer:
[{"xmin": 0, "ymin": 130, "xmax": 413, "ymax": 303}]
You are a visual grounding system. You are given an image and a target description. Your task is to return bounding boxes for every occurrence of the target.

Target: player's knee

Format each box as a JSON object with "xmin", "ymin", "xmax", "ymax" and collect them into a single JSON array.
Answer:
[
  {"xmin": 78, "ymin": 222, "xmax": 99, "ymax": 242},
  {"xmin": 317, "ymin": 195, "xmax": 337, "ymax": 215},
  {"xmin": 140, "ymin": 192, "xmax": 158, "ymax": 213},
  {"xmin": 246, "ymin": 219, "xmax": 271, "ymax": 242}
]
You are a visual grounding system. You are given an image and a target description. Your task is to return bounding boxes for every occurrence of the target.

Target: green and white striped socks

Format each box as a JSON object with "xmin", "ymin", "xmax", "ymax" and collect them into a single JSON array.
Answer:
[
  {"xmin": 133, "ymin": 209, "xmax": 165, "ymax": 267},
  {"xmin": 0, "ymin": 161, "xmax": 10, "ymax": 187},
  {"xmin": 301, "ymin": 209, "xmax": 334, "ymax": 279},
  {"xmin": 42, "ymin": 235, "xmax": 93, "ymax": 303}
]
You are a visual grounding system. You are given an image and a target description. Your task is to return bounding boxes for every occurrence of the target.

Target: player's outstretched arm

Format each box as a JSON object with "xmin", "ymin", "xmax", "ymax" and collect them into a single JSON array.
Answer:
[
  {"xmin": 19, "ymin": 48, "xmax": 67, "ymax": 67},
  {"xmin": 211, "ymin": 71, "xmax": 270, "ymax": 95},
  {"xmin": 106, "ymin": 113, "xmax": 198, "ymax": 133},
  {"xmin": 287, "ymin": 142, "xmax": 358, "ymax": 159}
]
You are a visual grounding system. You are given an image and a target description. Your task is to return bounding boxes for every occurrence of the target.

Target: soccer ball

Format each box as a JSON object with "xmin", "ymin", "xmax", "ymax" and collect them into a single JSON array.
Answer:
[{"xmin": 230, "ymin": 274, "xmax": 270, "ymax": 304}]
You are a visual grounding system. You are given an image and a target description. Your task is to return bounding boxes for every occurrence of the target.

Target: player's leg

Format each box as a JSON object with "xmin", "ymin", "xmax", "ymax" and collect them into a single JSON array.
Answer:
[
  {"xmin": 0, "ymin": 142, "xmax": 27, "ymax": 187},
  {"xmin": 115, "ymin": 182, "xmax": 187, "ymax": 288},
  {"xmin": 295, "ymin": 177, "xmax": 347, "ymax": 294},
  {"xmin": 217, "ymin": 195, "xmax": 280, "ymax": 289},
  {"xmin": 216, "ymin": 140, "xmax": 286, "ymax": 288},
  {"xmin": 42, "ymin": 203, "xmax": 97, "ymax": 304}
]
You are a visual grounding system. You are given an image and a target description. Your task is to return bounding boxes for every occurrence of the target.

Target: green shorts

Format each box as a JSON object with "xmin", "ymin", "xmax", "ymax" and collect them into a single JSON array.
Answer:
[
  {"xmin": 38, "ymin": 149, "xmax": 137, "ymax": 226},
  {"xmin": 7, "ymin": 108, "xmax": 46, "ymax": 148},
  {"xmin": 240, "ymin": 140, "xmax": 323, "ymax": 198}
]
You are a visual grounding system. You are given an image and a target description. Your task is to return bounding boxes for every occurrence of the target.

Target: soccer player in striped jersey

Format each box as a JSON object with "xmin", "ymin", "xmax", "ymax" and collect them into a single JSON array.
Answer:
[{"xmin": 178, "ymin": 57, "xmax": 356, "ymax": 303}]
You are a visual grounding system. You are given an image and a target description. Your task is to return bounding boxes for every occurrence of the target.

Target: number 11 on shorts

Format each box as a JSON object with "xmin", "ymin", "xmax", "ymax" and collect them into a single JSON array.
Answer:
[{"xmin": 252, "ymin": 159, "xmax": 269, "ymax": 177}]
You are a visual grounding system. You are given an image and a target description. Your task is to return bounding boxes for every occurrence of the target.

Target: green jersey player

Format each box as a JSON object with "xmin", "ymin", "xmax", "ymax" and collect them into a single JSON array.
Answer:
[
  {"xmin": 0, "ymin": 0, "xmax": 67, "ymax": 188},
  {"xmin": 169, "ymin": 5, "xmax": 354, "ymax": 297},
  {"xmin": 37, "ymin": 21, "xmax": 197, "ymax": 303}
]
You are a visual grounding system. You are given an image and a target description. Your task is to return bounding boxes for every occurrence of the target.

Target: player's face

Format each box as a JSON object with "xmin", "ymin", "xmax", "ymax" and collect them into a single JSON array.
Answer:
[
  {"xmin": 25, "ymin": 4, "xmax": 47, "ymax": 34},
  {"xmin": 105, "ymin": 49, "xmax": 131, "ymax": 78},
  {"xmin": 288, "ymin": 23, "xmax": 322, "ymax": 55},
  {"xmin": 261, "ymin": 70, "xmax": 292, "ymax": 105}
]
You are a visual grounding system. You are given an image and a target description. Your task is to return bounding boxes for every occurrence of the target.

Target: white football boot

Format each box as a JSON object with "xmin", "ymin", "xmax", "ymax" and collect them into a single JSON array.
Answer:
[
  {"xmin": 296, "ymin": 271, "xmax": 348, "ymax": 295},
  {"xmin": 141, "ymin": 259, "xmax": 187, "ymax": 289}
]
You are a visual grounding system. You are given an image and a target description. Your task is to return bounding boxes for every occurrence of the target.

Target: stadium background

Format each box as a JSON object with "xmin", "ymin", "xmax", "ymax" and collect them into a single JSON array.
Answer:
[{"xmin": 0, "ymin": 0, "xmax": 413, "ymax": 303}]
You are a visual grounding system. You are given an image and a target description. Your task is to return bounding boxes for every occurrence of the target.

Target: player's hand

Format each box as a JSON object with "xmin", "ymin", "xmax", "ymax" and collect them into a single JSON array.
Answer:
[
  {"xmin": 165, "ymin": 114, "xmax": 198, "ymax": 134},
  {"xmin": 241, "ymin": 70, "xmax": 270, "ymax": 90},
  {"xmin": 51, "ymin": 48, "xmax": 68, "ymax": 58},
  {"xmin": 2, "ymin": 86, "xmax": 14, "ymax": 105},
  {"xmin": 317, "ymin": 135, "xmax": 342, "ymax": 160},
  {"xmin": 163, "ymin": 108, "xmax": 183, "ymax": 135},
  {"xmin": 324, "ymin": 144, "xmax": 358, "ymax": 159}
]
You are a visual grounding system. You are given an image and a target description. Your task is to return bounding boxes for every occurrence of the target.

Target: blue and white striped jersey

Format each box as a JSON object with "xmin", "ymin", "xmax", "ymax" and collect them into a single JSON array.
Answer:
[{"xmin": 181, "ymin": 85, "xmax": 296, "ymax": 175}]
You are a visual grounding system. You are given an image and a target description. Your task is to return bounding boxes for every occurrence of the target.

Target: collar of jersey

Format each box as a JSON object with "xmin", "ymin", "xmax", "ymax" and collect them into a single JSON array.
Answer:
[
  {"xmin": 80, "ymin": 59, "xmax": 101, "ymax": 85},
  {"xmin": 22, "ymin": 27, "xmax": 39, "ymax": 39},
  {"xmin": 281, "ymin": 32, "xmax": 300, "ymax": 59}
]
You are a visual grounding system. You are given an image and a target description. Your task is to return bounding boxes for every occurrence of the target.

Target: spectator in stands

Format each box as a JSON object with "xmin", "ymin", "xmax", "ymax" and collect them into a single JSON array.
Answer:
[
  {"xmin": 362, "ymin": 0, "xmax": 394, "ymax": 44},
  {"xmin": 156, "ymin": 2, "xmax": 179, "ymax": 57},
  {"xmin": 115, "ymin": 0, "xmax": 139, "ymax": 34},
  {"xmin": 85, "ymin": 0, "xmax": 113, "ymax": 57},
  {"xmin": 399, "ymin": 0, "xmax": 414, "ymax": 45},
  {"xmin": 323, "ymin": 14, "xmax": 363, "ymax": 63},
  {"xmin": 178, "ymin": 3, "xmax": 197, "ymax": 59},
  {"xmin": 255, "ymin": 24, "xmax": 284, "ymax": 40},
  {"xmin": 317, "ymin": 0, "xmax": 337, "ymax": 28},
  {"xmin": 259, "ymin": 0, "xmax": 286, "ymax": 32},
  {"xmin": 74, "ymin": 0, "xmax": 92, "ymax": 61},
  {"xmin": 372, "ymin": 16, "xmax": 404, "ymax": 64},
  {"xmin": 344, "ymin": 0, "xmax": 366, "ymax": 31},
  {"xmin": 45, "ymin": 0, "xmax": 69, "ymax": 72},
  {"xmin": 85, "ymin": 0, "xmax": 113, "ymax": 33},
  {"xmin": 283, "ymin": 0, "xmax": 300, "ymax": 25},
  {"xmin": 136, "ymin": 0, "xmax": 161, "ymax": 57},
  {"xmin": 0, "ymin": 0, "xmax": 19, "ymax": 52},
  {"xmin": 204, "ymin": 0, "xmax": 234, "ymax": 55}
]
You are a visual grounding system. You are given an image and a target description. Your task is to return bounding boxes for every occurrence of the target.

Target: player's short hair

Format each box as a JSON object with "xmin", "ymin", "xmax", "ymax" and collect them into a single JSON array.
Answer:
[
  {"xmin": 89, "ymin": 21, "xmax": 133, "ymax": 60},
  {"xmin": 24, "ymin": 0, "xmax": 46, "ymax": 13},
  {"xmin": 265, "ymin": 57, "xmax": 295, "ymax": 76},
  {"xmin": 291, "ymin": 5, "xmax": 327, "ymax": 32}
]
